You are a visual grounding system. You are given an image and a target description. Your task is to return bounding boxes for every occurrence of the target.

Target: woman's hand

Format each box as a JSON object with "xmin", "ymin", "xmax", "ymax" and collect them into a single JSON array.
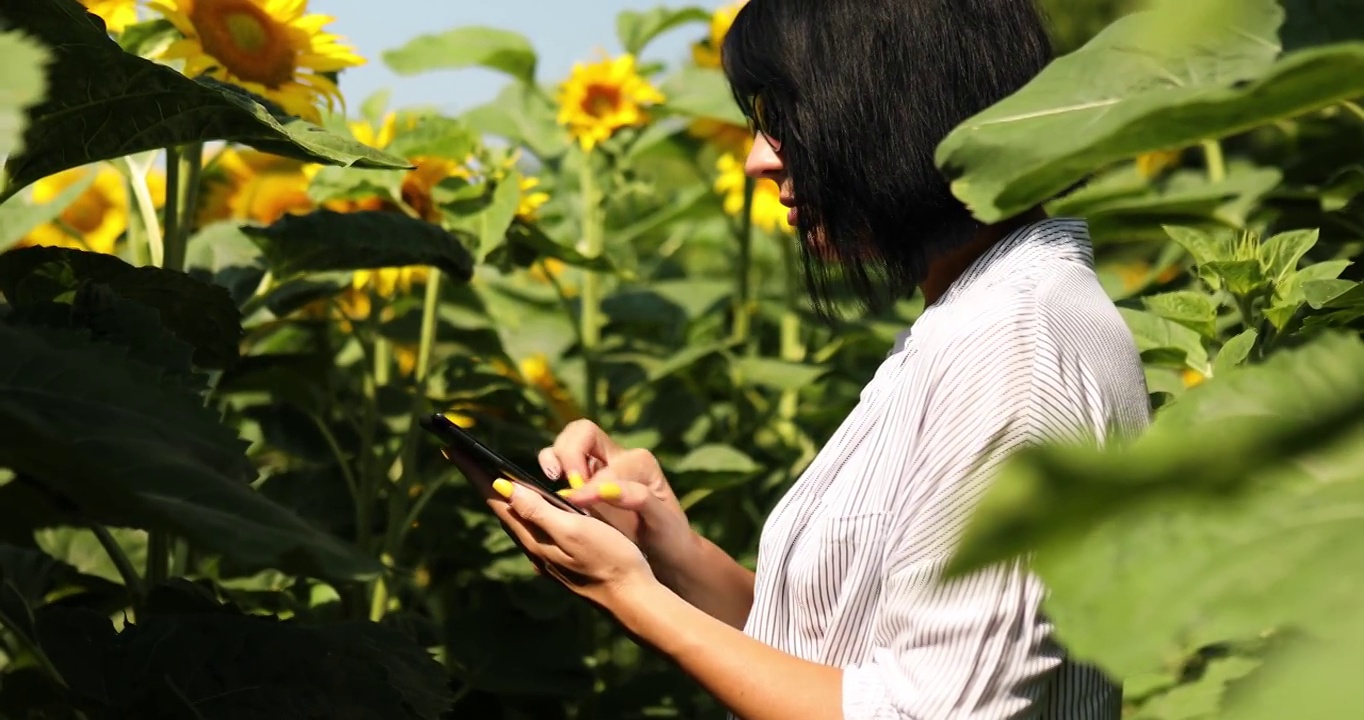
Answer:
[
  {"xmin": 487, "ymin": 476, "xmax": 655, "ymax": 608},
  {"xmin": 538, "ymin": 420, "xmax": 699, "ymax": 587}
]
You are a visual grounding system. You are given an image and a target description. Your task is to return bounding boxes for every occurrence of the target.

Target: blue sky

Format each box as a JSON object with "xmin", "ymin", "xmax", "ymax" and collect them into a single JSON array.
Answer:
[{"xmin": 320, "ymin": 0, "xmax": 728, "ymax": 115}]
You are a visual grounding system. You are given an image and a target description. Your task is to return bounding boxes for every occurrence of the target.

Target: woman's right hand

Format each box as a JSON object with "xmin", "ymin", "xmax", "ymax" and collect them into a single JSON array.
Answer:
[{"xmin": 538, "ymin": 419, "xmax": 698, "ymax": 586}]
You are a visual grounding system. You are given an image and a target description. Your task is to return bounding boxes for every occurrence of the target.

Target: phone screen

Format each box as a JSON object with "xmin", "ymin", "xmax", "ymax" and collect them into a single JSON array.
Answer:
[{"xmin": 419, "ymin": 413, "xmax": 587, "ymax": 515}]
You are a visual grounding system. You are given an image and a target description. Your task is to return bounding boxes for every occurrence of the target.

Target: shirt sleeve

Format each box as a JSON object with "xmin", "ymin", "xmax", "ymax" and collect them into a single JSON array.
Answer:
[{"xmin": 841, "ymin": 312, "xmax": 1070, "ymax": 720}]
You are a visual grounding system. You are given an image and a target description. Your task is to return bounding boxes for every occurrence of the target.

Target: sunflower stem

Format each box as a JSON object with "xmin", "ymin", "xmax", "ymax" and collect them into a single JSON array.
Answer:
[
  {"xmin": 125, "ymin": 157, "xmax": 165, "ymax": 267},
  {"xmin": 164, "ymin": 142, "xmax": 204, "ymax": 273},
  {"xmin": 577, "ymin": 152, "xmax": 605, "ymax": 420},
  {"xmin": 163, "ymin": 147, "xmax": 181, "ymax": 267},
  {"xmin": 91, "ymin": 523, "xmax": 145, "ymax": 614},
  {"xmin": 1202, "ymin": 139, "xmax": 1227, "ymax": 184}
]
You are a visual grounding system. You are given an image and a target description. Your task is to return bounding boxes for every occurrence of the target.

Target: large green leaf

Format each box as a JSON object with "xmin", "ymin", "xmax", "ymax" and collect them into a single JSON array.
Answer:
[
  {"xmin": 657, "ymin": 67, "xmax": 747, "ymax": 126},
  {"xmin": 0, "ymin": 0, "xmax": 409, "ymax": 197},
  {"xmin": 948, "ymin": 333, "xmax": 1364, "ymax": 679},
  {"xmin": 36, "ymin": 585, "xmax": 452, "ymax": 718},
  {"xmin": 616, "ymin": 6, "xmax": 710, "ymax": 56},
  {"xmin": 241, "ymin": 210, "xmax": 476, "ymax": 281},
  {"xmin": 0, "ymin": 29, "xmax": 48, "ymax": 161},
  {"xmin": 0, "ymin": 245, "xmax": 243, "ymax": 369},
  {"xmin": 462, "ymin": 81, "xmax": 568, "ymax": 159},
  {"xmin": 0, "ymin": 323, "xmax": 380, "ymax": 580},
  {"xmin": 383, "ymin": 26, "xmax": 538, "ymax": 84},
  {"xmin": 935, "ymin": 0, "xmax": 1364, "ymax": 222}
]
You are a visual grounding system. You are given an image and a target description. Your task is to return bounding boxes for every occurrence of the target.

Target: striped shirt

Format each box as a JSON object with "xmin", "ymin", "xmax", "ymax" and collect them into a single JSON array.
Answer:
[{"xmin": 740, "ymin": 218, "xmax": 1149, "ymax": 719}]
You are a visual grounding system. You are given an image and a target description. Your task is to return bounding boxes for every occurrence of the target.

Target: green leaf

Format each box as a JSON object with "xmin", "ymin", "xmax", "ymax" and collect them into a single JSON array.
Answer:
[
  {"xmin": 1203, "ymin": 259, "xmax": 1267, "ymax": 297},
  {"xmin": 0, "ymin": 323, "xmax": 380, "ymax": 580},
  {"xmin": 671, "ymin": 444, "xmax": 762, "ymax": 489},
  {"xmin": 948, "ymin": 333, "xmax": 1364, "ymax": 677},
  {"xmin": 462, "ymin": 81, "xmax": 568, "ymax": 159},
  {"xmin": 935, "ymin": 0, "xmax": 1364, "ymax": 222},
  {"xmin": 0, "ymin": 29, "xmax": 49, "ymax": 163},
  {"xmin": 1259, "ymin": 229, "xmax": 1318, "ymax": 287},
  {"xmin": 386, "ymin": 114, "xmax": 479, "ymax": 161},
  {"xmin": 306, "ymin": 166, "xmax": 404, "ymax": 206},
  {"xmin": 383, "ymin": 26, "xmax": 538, "ymax": 84},
  {"xmin": 475, "ymin": 172, "xmax": 523, "ymax": 264},
  {"xmin": 1120, "ymin": 307, "xmax": 1210, "ymax": 372},
  {"xmin": 0, "ymin": 168, "xmax": 92, "ymax": 252},
  {"xmin": 1304, "ymin": 276, "xmax": 1358, "ymax": 309},
  {"xmin": 0, "ymin": 245, "xmax": 243, "ymax": 368},
  {"xmin": 1164, "ymin": 225, "xmax": 1230, "ymax": 268},
  {"xmin": 34, "ymin": 526, "xmax": 145, "ymax": 587},
  {"xmin": 617, "ymin": 6, "xmax": 710, "ymax": 56},
  {"xmin": 114, "ymin": 18, "xmax": 177, "ymax": 57},
  {"xmin": 657, "ymin": 67, "xmax": 747, "ymax": 126},
  {"xmin": 1142, "ymin": 291, "xmax": 1219, "ymax": 338},
  {"xmin": 36, "ymin": 594, "xmax": 453, "ymax": 718},
  {"xmin": 507, "ymin": 220, "xmax": 615, "ymax": 272},
  {"xmin": 241, "ymin": 209, "xmax": 476, "ymax": 281},
  {"xmin": 0, "ymin": 0, "xmax": 410, "ymax": 197},
  {"xmin": 734, "ymin": 357, "xmax": 829, "ymax": 391},
  {"xmin": 1212, "ymin": 328, "xmax": 1257, "ymax": 376}
]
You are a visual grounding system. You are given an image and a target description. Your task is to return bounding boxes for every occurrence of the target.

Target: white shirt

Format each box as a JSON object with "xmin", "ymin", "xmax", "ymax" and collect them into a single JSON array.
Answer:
[{"xmin": 741, "ymin": 218, "xmax": 1149, "ymax": 719}]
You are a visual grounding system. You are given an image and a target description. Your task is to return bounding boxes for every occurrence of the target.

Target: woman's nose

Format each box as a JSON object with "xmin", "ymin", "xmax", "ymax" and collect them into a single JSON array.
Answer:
[{"xmin": 744, "ymin": 133, "xmax": 784, "ymax": 181}]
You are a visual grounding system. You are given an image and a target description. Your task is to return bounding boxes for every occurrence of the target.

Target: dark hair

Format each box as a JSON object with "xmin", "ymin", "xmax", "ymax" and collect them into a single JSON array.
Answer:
[{"xmin": 722, "ymin": 0, "xmax": 1053, "ymax": 319}]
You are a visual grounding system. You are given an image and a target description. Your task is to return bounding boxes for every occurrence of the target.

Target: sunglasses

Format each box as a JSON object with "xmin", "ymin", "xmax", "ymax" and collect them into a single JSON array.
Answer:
[{"xmin": 748, "ymin": 94, "xmax": 785, "ymax": 148}]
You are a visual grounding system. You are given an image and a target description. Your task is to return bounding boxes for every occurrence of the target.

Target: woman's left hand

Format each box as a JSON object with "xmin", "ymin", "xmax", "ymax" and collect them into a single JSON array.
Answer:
[{"xmin": 485, "ymin": 476, "xmax": 656, "ymax": 608}]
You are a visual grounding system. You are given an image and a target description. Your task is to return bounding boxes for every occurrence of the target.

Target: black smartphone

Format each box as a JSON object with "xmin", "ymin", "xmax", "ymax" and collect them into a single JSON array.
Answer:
[{"xmin": 419, "ymin": 412, "xmax": 587, "ymax": 515}]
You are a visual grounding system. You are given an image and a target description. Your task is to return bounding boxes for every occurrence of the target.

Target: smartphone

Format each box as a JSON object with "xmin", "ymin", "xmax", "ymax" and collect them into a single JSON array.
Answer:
[{"xmin": 419, "ymin": 412, "xmax": 587, "ymax": 515}]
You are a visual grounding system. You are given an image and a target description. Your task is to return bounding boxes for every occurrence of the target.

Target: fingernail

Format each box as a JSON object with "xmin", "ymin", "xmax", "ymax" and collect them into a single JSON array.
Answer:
[
  {"xmin": 545, "ymin": 465, "xmax": 562, "ymax": 480},
  {"xmin": 600, "ymin": 482, "xmax": 622, "ymax": 500},
  {"xmin": 568, "ymin": 472, "xmax": 585, "ymax": 489},
  {"xmin": 557, "ymin": 489, "xmax": 574, "ymax": 498},
  {"xmin": 440, "ymin": 447, "xmax": 454, "ymax": 461},
  {"xmin": 491, "ymin": 479, "xmax": 514, "ymax": 499}
]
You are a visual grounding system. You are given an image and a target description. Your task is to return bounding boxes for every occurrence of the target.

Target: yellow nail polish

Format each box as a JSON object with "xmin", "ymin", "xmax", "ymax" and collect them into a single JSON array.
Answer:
[
  {"xmin": 568, "ymin": 472, "xmax": 585, "ymax": 489},
  {"xmin": 491, "ymin": 479, "xmax": 514, "ymax": 499},
  {"xmin": 600, "ymin": 482, "xmax": 622, "ymax": 501},
  {"xmin": 557, "ymin": 489, "xmax": 574, "ymax": 498}
]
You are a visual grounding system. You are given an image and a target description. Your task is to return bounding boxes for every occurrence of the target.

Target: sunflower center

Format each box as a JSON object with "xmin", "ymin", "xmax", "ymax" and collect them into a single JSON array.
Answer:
[
  {"xmin": 582, "ymin": 84, "xmax": 622, "ymax": 118},
  {"xmin": 191, "ymin": 0, "xmax": 296, "ymax": 88},
  {"xmin": 64, "ymin": 192, "xmax": 113, "ymax": 234}
]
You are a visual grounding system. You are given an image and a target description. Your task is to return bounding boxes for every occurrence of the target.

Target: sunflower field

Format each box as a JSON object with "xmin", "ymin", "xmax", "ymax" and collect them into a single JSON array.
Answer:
[{"xmin": 2, "ymin": 0, "xmax": 1364, "ymax": 717}]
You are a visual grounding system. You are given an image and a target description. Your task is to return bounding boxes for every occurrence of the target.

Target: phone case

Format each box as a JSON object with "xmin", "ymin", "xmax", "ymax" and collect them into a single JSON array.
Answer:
[{"xmin": 419, "ymin": 413, "xmax": 587, "ymax": 515}]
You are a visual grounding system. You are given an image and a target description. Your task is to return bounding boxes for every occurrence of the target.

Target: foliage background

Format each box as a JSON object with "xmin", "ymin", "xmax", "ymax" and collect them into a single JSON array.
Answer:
[{"xmin": 2, "ymin": 0, "xmax": 1364, "ymax": 718}]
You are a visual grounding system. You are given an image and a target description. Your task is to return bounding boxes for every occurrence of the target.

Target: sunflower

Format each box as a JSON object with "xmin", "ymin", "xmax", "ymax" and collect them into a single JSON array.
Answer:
[
  {"xmin": 714, "ymin": 147, "xmax": 790, "ymax": 234},
  {"xmin": 82, "ymin": 0, "xmax": 138, "ymax": 33},
  {"xmin": 692, "ymin": 1, "xmax": 746, "ymax": 69},
  {"xmin": 19, "ymin": 164, "xmax": 166, "ymax": 255},
  {"xmin": 1136, "ymin": 149, "xmax": 1182, "ymax": 179},
  {"xmin": 197, "ymin": 147, "xmax": 314, "ymax": 226},
  {"xmin": 149, "ymin": 0, "xmax": 365, "ymax": 123},
  {"xmin": 516, "ymin": 176, "xmax": 550, "ymax": 221},
  {"xmin": 556, "ymin": 53, "xmax": 665, "ymax": 152}
]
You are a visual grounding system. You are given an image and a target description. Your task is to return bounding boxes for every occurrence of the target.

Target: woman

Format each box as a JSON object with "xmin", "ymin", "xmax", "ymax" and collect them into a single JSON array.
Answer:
[{"xmin": 451, "ymin": 0, "xmax": 1149, "ymax": 717}]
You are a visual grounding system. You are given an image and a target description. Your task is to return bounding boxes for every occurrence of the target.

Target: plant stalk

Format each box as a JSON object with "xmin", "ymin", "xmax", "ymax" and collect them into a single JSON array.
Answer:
[
  {"xmin": 578, "ymin": 153, "xmax": 606, "ymax": 419},
  {"xmin": 1202, "ymin": 139, "xmax": 1227, "ymax": 184},
  {"xmin": 91, "ymin": 524, "xmax": 145, "ymax": 609},
  {"xmin": 126, "ymin": 161, "xmax": 165, "ymax": 267}
]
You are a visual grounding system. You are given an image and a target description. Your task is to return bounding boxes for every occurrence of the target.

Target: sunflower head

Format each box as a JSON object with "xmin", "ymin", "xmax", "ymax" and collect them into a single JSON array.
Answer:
[
  {"xmin": 714, "ymin": 145, "xmax": 790, "ymax": 234},
  {"xmin": 20, "ymin": 164, "xmax": 166, "ymax": 255},
  {"xmin": 692, "ymin": 1, "xmax": 746, "ymax": 69},
  {"xmin": 555, "ymin": 53, "xmax": 665, "ymax": 152},
  {"xmin": 150, "ymin": 0, "xmax": 365, "ymax": 122},
  {"xmin": 688, "ymin": 117, "xmax": 751, "ymax": 157},
  {"xmin": 198, "ymin": 147, "xmax": 314, "ymax": 226},
  {"xmin": 83, "ymin": 0, "xmax": 138, "ymax": 33}
]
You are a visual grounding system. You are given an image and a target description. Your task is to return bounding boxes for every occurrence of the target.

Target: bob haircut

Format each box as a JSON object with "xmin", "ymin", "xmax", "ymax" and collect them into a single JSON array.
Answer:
[{"xmin": 722, "ymin": 0, "xmax": 1053, "ymax": 319}]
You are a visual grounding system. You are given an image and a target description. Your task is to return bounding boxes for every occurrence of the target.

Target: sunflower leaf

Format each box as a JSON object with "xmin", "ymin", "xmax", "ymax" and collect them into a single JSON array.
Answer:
[
  {"xmin": 616, "ymin": 6, "xmax": 711, "ymax": 56},
  {"xmin": 382, "ymin": 26, "xmax": 538, "ymax": 85},
  {"xmin": 0, "ymin": 0, "xmax": 411, "ymax": 196},
  {"xmin": 0, "ymin": 323, "xmax": 380, "ymax": 581},
  {"xmin": 935, "ymin": 0, "xmax": 1364, "ymax": 223},
  {"xmin": 0, "ymin": 246, "xmax": 242, "ymax": 369},
  {"xmin": 0, "ymin": 29, "xmax": 49, "ymax": 164},
  {"xmin": 240, "ymin": 209, "xmax": 476, "ymax": 282}
]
